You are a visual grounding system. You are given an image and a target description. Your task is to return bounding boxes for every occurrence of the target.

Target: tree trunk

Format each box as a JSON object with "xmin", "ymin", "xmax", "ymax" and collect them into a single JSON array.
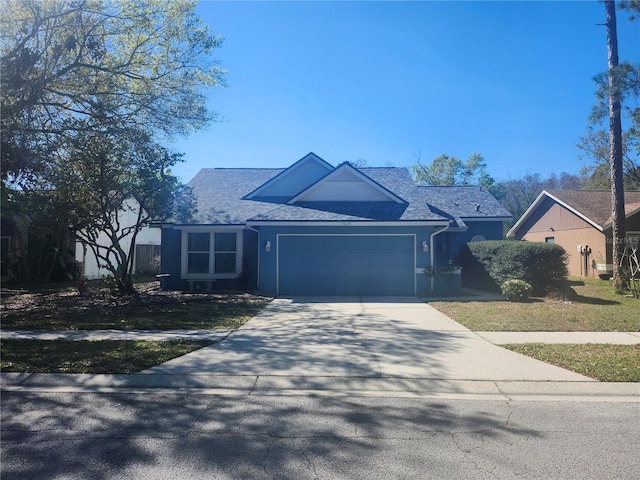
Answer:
[{"xmin": 605, "ymin": 1, "xmax": 627, "ymax": 291}]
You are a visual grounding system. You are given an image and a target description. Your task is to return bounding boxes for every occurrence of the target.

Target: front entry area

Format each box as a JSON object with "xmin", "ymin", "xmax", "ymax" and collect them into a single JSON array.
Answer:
[{"xmin": 277, "ymin": 234, "xmax": 415, "ymax": 296}]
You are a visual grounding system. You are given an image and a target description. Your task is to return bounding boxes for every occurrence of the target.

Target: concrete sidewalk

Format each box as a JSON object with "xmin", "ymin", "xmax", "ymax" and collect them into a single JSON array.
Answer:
[
  {"xmin": 2, "ymin": 329, "xmax": 639, "ymax": 344},
  {"xmin": 477, "ymin": 331, "xmax": 640, "ymax": 345}
]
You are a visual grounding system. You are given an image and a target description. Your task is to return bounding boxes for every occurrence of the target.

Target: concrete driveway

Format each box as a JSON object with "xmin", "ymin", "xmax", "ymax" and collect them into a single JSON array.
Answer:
[{"xmin": 143, "ymin": 297, "xmax": 591, "ymax": 381}]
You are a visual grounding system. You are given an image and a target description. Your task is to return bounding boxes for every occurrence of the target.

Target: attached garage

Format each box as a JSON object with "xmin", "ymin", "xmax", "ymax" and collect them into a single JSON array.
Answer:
[{"xmin": 277, "ymin": 235, "xmax": 415, "ymax": 295}]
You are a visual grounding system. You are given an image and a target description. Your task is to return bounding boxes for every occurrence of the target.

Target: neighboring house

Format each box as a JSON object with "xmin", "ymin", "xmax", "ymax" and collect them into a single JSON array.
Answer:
[
  {"xmin": 507, "ymin": 189, "xmax": 640, "ymax": 277},
  {"xmin": 75, "ymin": 197, "xmax": 161, "ymax": 279},
  {"xmin": 160, "ymin": 153, "xmax": 510, "ymax": 296}
]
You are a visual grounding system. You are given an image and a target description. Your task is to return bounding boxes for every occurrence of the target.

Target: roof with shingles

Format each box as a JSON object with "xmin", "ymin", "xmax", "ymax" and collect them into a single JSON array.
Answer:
[
  {"xmin": 545, "ymin": 190, "xmax": 640, "ymax": 228},
  {"xmin": 507, "ymin": 189, "xmax": 640, "ymax": 237},
  {"xmin": 177, "ymin": 162, "xmax": 512, "ymax": 225}
]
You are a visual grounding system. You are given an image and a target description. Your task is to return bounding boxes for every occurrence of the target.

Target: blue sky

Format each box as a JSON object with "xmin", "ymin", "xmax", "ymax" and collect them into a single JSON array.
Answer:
[{"xmin": 169, "ymin": 1, "xmax": 639, "ymax": 184}]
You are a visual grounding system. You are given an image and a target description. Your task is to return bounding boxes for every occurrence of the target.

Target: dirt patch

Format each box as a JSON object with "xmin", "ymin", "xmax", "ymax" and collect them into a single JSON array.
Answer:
[{"xmin": 1, "ymin": 281, "xmax": 266, "ymax": 318}]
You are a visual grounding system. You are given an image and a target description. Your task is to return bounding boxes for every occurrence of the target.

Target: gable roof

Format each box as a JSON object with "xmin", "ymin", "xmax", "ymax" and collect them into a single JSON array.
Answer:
[
  {"xmin": 507, "ymin": 189, "xmax": 640, "ymax": 236},
  {"xmin": 288, "ymin": 163, "xmax": 407, "ymax": 204},
  {"xmin": 243, "ymin": 152, "xmax": 333, "ymax": 201},
  {"xmin": 168, "ymin": 155, "xmax": 512, "ymax": 226}
]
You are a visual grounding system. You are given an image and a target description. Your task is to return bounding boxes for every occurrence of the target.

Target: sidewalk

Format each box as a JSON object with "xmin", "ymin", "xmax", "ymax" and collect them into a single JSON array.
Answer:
[{"xmin": 2, "ymin": 329, "xmax": 639, "ymax": 344}]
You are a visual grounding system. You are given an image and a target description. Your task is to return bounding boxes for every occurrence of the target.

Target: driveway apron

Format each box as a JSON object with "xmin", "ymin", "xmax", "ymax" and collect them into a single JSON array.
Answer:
[{"xmin": 142, "ymin": 297, "xmax": 591, "ymax": 381}]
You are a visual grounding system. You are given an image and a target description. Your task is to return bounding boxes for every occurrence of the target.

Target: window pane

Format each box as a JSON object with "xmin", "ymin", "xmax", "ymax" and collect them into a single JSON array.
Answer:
[
  {"xmin": 188, "ymin": 253, "xmax": 209, "ymax": 273},
  {"xmin": 215, "ymin": 232, "xmax": 236, "ymax": 252},
  {"xmin": 215, "ymin": 252, "xmax": 236, "ymax": 273},
  {"xmin": 188, "ymin": 233, "xmax": 209, "ymax": 252}
]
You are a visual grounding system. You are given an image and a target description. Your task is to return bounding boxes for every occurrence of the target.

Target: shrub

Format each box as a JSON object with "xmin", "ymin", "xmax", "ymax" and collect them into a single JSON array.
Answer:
[
  {"xmin": 501, "ymin": 279, "xmax": 533, "ymax": 302},
  {"xmin": 458, "ymin": 240, "xmax": 568, "ymax": 295}
]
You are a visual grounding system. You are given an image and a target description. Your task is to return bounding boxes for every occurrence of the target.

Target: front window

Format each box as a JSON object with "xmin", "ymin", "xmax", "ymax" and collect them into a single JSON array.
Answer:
[
  {"xmin": 187, "ymin": 233, "xmax": 210, "ymax": 274},
  {"xmin": 183, "ymin": 230, "xmax": 241, "ymax": 278},
  {"xmin": 214, "ymin": 232, "xmax": 237, "ymax": 273}
]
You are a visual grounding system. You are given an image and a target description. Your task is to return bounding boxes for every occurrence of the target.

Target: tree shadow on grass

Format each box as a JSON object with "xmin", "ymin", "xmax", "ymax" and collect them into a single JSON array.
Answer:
[{"xmin": 572, "ymin": 295, "xmax": 620, "ymax": 306}]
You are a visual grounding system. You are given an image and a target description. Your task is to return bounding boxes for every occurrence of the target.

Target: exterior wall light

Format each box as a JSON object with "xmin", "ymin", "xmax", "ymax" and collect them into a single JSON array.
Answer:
[
  {"xmin": 422, "ymin": 240, "xmax": 429, "ymax": 253},
  {"xmin": 265, "ymin": 240, "xmax": 271, "ymax": 253}
]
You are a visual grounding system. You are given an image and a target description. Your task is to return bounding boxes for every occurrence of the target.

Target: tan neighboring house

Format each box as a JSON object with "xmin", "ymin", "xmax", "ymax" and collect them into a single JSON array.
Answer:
[{"xmin": 507, "ymin": 190, "xmax": 640, "ymax": 278}]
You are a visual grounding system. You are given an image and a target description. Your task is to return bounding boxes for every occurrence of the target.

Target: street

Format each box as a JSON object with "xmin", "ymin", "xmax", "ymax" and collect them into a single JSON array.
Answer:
[{"xmin": 2, "ymin": 390, "xmax": 639, "ymax": 479}]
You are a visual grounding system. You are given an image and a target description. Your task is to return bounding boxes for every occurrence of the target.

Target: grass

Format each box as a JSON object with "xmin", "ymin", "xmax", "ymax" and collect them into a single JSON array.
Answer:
[
  {"xmin": 430, "ymin": 277, "xmax": 640, "ymax": 332},
  {"xmin": 504, "ymin": 344, "xmax": 640, "ymax": 382},
  {"xmin": 0, "ymin": 340, "xmax": 211, "ymax": 374},
  {"xmin": 429, "ymin": 277, "xmax": 640, "ymax": 382}
]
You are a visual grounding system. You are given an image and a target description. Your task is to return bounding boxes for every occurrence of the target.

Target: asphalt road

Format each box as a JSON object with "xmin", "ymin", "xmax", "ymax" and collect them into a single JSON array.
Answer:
[{"xmin": 2, "ymin": 390, "xmax": 639, "ymax": 479}]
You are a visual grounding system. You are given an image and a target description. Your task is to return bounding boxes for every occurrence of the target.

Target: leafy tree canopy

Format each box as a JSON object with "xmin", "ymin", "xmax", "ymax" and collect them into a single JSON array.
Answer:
[
  {"xmin": 411, "ymin": 153, "xmax": 493, "ymax": 187},
  {"xmin": 1, "ymin": 0, "xmax": 226, "ymax": 187},
  {"xmin": 0, "ymin": 0, "xmax": 223, "ymax": 290}
]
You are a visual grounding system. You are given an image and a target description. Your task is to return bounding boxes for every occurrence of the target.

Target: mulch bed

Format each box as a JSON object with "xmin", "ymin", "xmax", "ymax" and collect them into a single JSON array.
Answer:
[{"xmin": 1, "ymin": 281, "xmax": 264, "ymax": 318}]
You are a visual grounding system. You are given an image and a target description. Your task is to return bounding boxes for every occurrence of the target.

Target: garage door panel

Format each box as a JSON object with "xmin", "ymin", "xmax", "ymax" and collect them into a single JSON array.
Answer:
[{"xmin": 278, "ymin": 235, "xmax": 414, "ymax": 295}]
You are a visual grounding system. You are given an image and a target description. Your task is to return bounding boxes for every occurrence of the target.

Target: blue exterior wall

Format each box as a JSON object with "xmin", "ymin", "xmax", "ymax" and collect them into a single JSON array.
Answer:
[
  {"xmin": 448, "ymin": 221, "xmax": 505, "ymax": 264},
  {"xmin": 161, "ymin": 221, "xmax": 504, "ymax": 295},
  {"xmin": 160, "ymin": 227, "xmax": 260, "ymax": 292},
  {"xmin": 160, "ymin": 228, "xmax": 182, "ymax": 289}
]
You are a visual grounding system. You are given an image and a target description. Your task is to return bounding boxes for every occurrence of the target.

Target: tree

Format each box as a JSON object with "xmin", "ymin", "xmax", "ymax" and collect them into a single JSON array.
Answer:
[
  {"xmin": 577, "ymin": 128, "xmax": 640, "ymax": 190},
  {"xmin": 1, "ymin": 0, "xmax": 226, "ymax": 188},
  {"xmin": 0, "ymin": 0, "xmax": 223, "ymax": 289},
  {"xmin": 602, "ymin": 1, "xmax": 628, "ymax": 291},
  {"xmin": 411, "ymin": 152, "xmax": 494, "ymax": 187},
  {"xmin": 64, "ymin": 128, "xmax": 195, "ymax": 293},
  {"xmin": 498, "ymin": 172, "xmax": 587, "ymax": 233},
  {"xmin": 346, "ymin": 158, "xmax": 369, "ymax": 168}
]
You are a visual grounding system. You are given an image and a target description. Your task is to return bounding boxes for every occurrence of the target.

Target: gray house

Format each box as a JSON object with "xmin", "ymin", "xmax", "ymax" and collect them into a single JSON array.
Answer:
[{"xmin": 160, "ymin": 153, "xmax": 510, "ymax": 296}]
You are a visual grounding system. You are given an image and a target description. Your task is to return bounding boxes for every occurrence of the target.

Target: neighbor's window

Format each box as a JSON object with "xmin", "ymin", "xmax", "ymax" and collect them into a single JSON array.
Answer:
[
  {"xmin": 187, "ymin": 232, "xmax": 210, "ymax": 274},
  {"xmin": 545, "ymin": 237, "xmax": 555, "ymax": 244},
  {"xmin": 214, "ymin": 232, "xmax": 237, "ymax": 273}
]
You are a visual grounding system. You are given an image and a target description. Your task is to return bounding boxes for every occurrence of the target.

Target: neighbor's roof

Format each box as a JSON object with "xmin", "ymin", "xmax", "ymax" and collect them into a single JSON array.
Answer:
[
  {"xmin": 172, "ymin": 164, "xmax": 511, "ymax": 225},
  {"xmin": 507, "ymin": 189, "xmax": 640, "ymax": 236}
]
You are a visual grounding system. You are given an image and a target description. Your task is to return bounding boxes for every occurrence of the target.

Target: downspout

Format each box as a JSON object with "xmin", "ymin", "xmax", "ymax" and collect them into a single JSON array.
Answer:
[
  {"xmin": 429, "ymin": 222, "xmax": 451, "ymax": 293},
  {"xmin": 245, "ymin": 225, "xmax": 260, "ymax": 289}
]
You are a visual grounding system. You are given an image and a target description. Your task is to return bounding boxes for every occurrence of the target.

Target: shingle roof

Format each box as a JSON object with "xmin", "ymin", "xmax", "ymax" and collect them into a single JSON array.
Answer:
[
  {"xmin": 546, "ymin": 190, "xmax": 640, "ymax": 228},
  {"xmin": 175, "ymin": 165, "xmax": 511, "ymax": 225},
  {"xmin": 507, "ymin": 189, "xmax": 640, "ymax": 237}
]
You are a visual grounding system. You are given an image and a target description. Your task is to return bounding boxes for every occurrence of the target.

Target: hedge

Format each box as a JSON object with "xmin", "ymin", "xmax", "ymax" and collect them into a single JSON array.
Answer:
[{"xmin": 458, "ymin": 240, "xmax": 568, "ymax": 295}]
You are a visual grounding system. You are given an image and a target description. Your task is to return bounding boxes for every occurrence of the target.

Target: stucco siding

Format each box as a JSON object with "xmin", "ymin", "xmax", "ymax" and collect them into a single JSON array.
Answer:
[{"xmin": 522, "ymin": 227, "xmax": 606, "ymax": 277}]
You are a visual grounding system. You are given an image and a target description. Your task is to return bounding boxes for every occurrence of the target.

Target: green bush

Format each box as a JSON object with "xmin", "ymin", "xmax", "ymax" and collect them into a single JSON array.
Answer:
[
  {"xmin": 501, "ymin": 279, "xmax": 533, "ymax": 302},
  {"xmin": 458, "ymin": 240, "xmax": 568, "ymax": 295}
]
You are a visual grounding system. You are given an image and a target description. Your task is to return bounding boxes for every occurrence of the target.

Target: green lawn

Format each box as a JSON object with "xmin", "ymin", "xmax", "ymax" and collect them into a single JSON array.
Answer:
[
  {"xmin": 430, "ymin": 278, "xmax": 640, "ymax": 381},
  {"xmin": 504, "ymin": 344, "xmax": 640, "ymax": 382},
  {"xmin": 0, "ymin": 340, "xmax": 211, "ymax": 374},
  {"xmin": 430, "ymin": 278, "xmax": 640, "ymax": 332}
]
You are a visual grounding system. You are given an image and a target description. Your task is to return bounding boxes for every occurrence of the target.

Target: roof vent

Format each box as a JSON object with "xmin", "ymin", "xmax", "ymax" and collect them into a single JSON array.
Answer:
[{"xmin": 476, "ymin": 204, "xmax": 480, "ymax": 212}]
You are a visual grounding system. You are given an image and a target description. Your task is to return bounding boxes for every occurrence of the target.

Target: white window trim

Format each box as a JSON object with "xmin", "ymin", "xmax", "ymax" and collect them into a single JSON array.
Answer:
[{"xmin": 181, "ymin": 229, "xmax": 243, "ymax": 280}]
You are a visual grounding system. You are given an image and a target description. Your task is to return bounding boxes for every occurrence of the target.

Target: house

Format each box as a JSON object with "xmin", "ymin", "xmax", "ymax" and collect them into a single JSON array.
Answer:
[
  {"xmin": 75, "ymin": 197, "xmax": 162, "ymax": 279},
  {"xmin": 507, "ymin": 189, "xmax": 640, "ymax": 277},
  {"xmin": 160, "ymin": 153, "xmax": 511, "ymax": 296}
]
